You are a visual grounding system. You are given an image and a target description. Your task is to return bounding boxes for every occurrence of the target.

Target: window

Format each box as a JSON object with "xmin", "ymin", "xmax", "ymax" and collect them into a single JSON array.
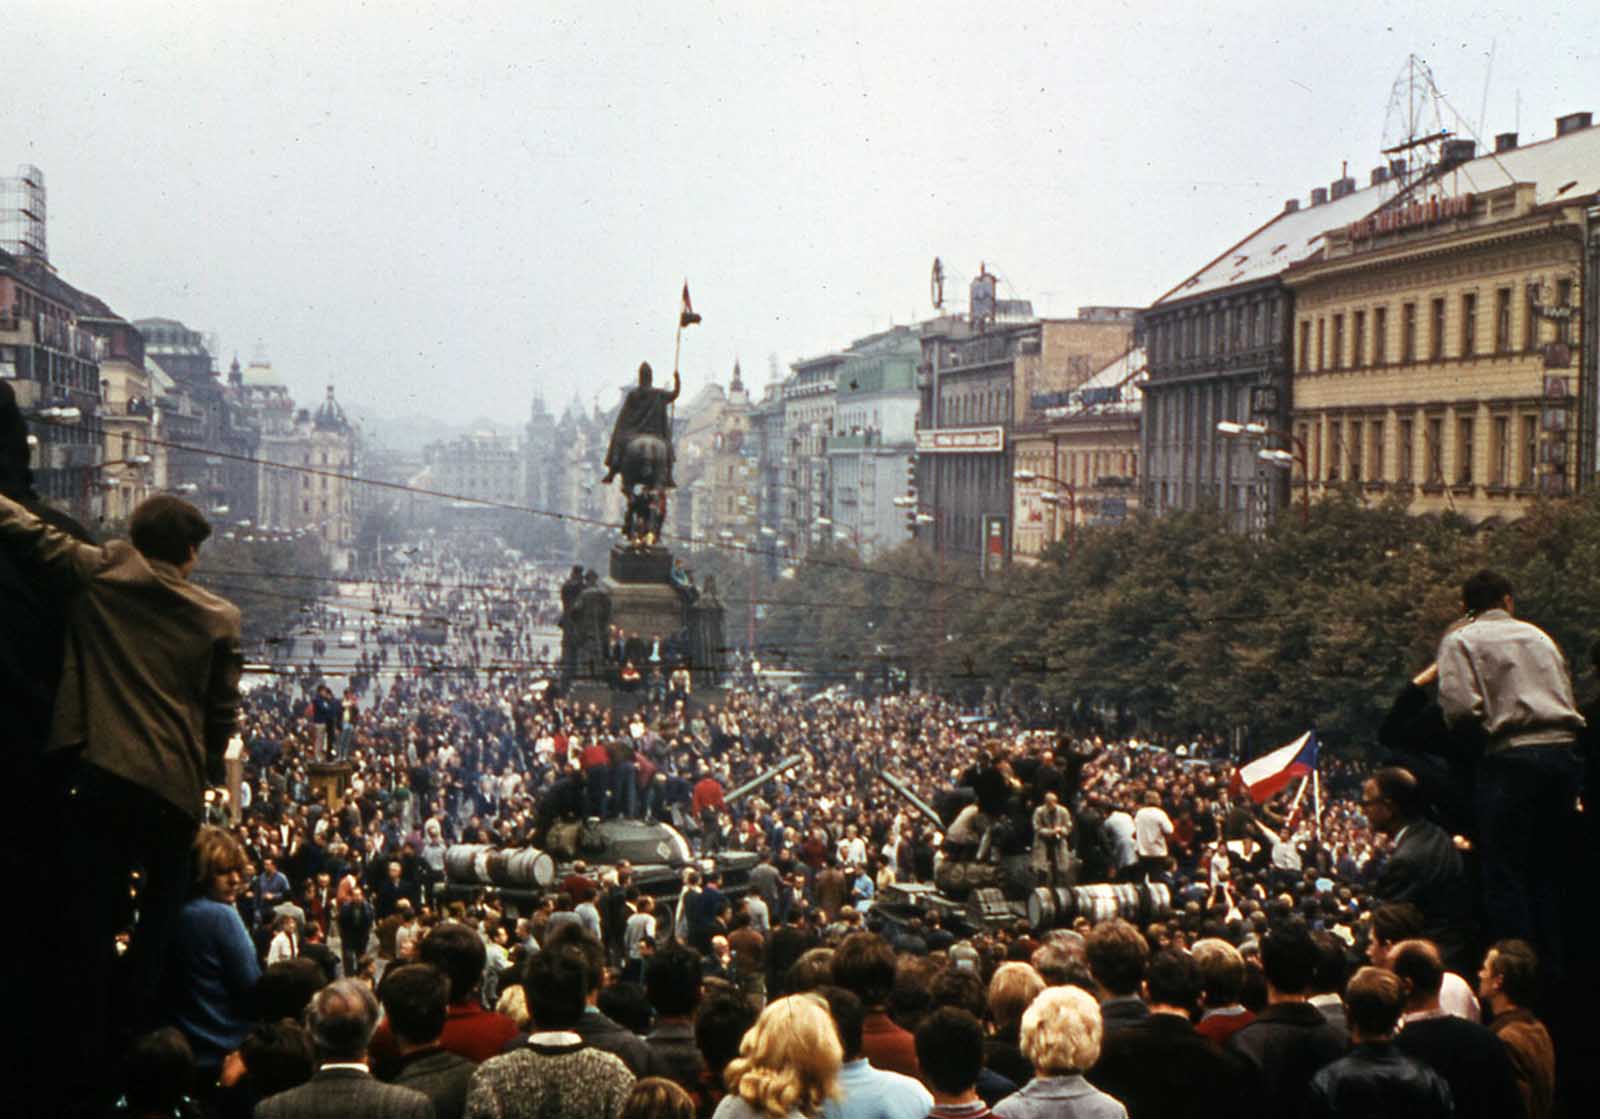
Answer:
[
  {"xmin": 1557, "ymin": 278, "xmax": 1574, "ymax": 344},
  {"xmin": 1328, "ymin": 420, "xmax": 1342, "ymax": 481},
  {"xmin": 1461, "ymin": 293, "xmax": 1477, "ymax": 356},
  {"xmin": 1352, "ymin": 311, "xmax": 1366, "ymax": 367},
  {"xmin": 1370, "ymin": 420, "xmax": 1384, "ymax": 480},
  {"xmin": 1316, "ymin": 318, "xmax": 1326, "ymax": 370},
  {"xmin": 1524, "ymin": 283, "xmax": 1540, "ymax": 352},
  {"xmin": 1430, "ymin": 298, "xmax": 1446, "ymax": 360},
  {"xmin": 1491, "ymin": 415, "xmax": 1510, "ymax": 486},
  {"xmin": 1426, "ymin": 417, "xmax": 1444, "ymax": 484},
  {"xmin": 1521, "ymin": 415, "xmax": 1538, "ymax": 486},
  {"xmin": 1296, "ymin": 422, "xmax": 1310, "ymax": 481},
  {"xmin": 1311, "ymin": 424, "xmax": 1322, "ymax": 481},
  {"xmin": 1299, "ymin": 321, "xmax": 1312, "ymax": 372},
  {"xmin": 1349, "ymin": 420, "xmax": 1363, "ymax": 481},
  {"xmin": 1457, "ymin": 417, "xmax": 1475, "ymax": 485},
  {"xmin": 1374, "ymin": 306, "xmax": 1388, "ymax": 364},
  {"xmin": 1402, "ymin": 303, "xmax": 1418, "ymax": 362},
  {"xmin": 1332, "ymin": 314, "xmax": 1345, "ymax": 369},
  {"xmin": 1497, "ymin": 288, "xmax": 1513, "ymax": 352},
  {"xmin": 1247, "ymin": 304, "xmax": 1260, "ymax": 348}
]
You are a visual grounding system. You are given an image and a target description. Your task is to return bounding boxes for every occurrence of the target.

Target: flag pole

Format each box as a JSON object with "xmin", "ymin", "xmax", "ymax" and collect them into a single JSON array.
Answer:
[
  {"xmin": 1312, "ymin": 769, "xmax": 1323, "ymax": 843},
  {"xmin": 1285, "ymin": 774, "xmax": 1309, "ymax": 827}
]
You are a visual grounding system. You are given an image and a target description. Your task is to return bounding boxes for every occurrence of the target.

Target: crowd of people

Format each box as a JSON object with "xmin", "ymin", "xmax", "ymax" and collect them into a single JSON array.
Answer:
[{"xmin": 1, "ymin": 382, "xmax": 1595, "ymax": 1117}]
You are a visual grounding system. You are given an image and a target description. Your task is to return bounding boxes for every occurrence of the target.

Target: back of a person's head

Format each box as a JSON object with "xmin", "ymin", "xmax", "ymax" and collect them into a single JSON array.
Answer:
[
  {"xmin": 1344, "ymin": 966, "xmax": 1404, "ymax": 1040},
  {"xmin": 306, "ymin": 979, "xmax": 381, "ymax": 1063},
  {"xmin": 915, "ymin": 1007, "xmax": 986, "ymax": 1098},
  {"xmin": 783, "ymin": 947, "xmax": 835, "ymax": 995},
  {"xmin": 620, "ymin": 1076, "xmax": 697, "ymax": 1119},
  {"xmin": 255, "ymin": 958, "xmax": 323, "ymax": 1024},
  {"xmin": 820, "ymin": 985, "xmax": 866, "ymax": 1062},
  {"xmin": 123, "ymin": 1028, "xmax": 195, "ymax": 1115},
  {"xmin": 1486, "ymin": 939, "xmax": 1540, "ymax": 1008},
  {"xmin": 239, "ymin": 1021, "xmax": 315, "ymax": 1100},
  {"xmin": 1389, "ymin": 939, "xmax": 1444, "ymax": 1004},
  {"xmin": 525, "ymin": 944, "xmax": 590, "ymax": 1030},
  {"xmin": 831, "ymin": 932, "xmax": 897, "ymax": 1007},
  {"xmin": 378, "ymin": 964, "xmax": 451, "ymax": 1046},
  {"xmin": 1085, "ymin": 918, "xmax": 1149, "ymax": 998},
  {"xmin": 1031, "ymin": 936, "xmax": 1085, "ymax": 986},
  {"xmin": 544, "ymin": 923, "xmax": 605, "ymax": 993},
  {"xmin": 988, "ymin": 961, "xmax": 1046, "ymax": 1032},
  {"xmin": 1191, "ymin": 938, "xmax": 1245, "ymax": 1006},
  {"xmin": 725, "ymin": 996, "xmax": 842, "ymax": 1116},
  {"xmin": 600, "ymin": 981, "xmax": 655, "ymax": 1036},
  {"xmin": 928, "ymin": 962, "xmax": 986, "ymax": 1019},
  {"xmin": 419, "ymin": 921, "xmax": 487, "ymax": 1003},
  {"xmin": 1462, "ymin": 569, "xmax": 1514, "ymax": 614},
  {"xmin": 1259, "ymin": 919, "xmax": 1319, "ymax": 995},
  {"xmin": 1143, "ymin": 949, "xmax": 1201, "ymax": 1012},
  {"xmin": 695, "ymin": 992, "xmax": 758, "ymax": 1085},
  {"xmin": 129, "ymin": 495, "xmax": 211, "ymax": 565},
  {"xmin": 1369, "ymin": 766, "xmax": 1422, "ymax": 819},
  {"xmin": 645, "ymin": 943, "xmax": 704, "ymax": 1018},
  {"xmin": 1020, "ymin": 984, "xmax": 1103, "ymax": 1075},
  {"xmin": 1310, "ymin": 931, "xmax": 1350, "ymax": 996},
  {"xmin": 888, "ymin": 956, "xmax": 941, "ymax": 1033},
  {"xmin": 1369, "ymin": 902, "xmax": 1423, "ymax": 947}
]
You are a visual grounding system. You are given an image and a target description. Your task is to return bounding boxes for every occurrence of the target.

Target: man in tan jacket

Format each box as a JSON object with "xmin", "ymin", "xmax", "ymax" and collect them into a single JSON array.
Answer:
[{"xmin": 0, "ymin": 489, "xmax": 242, "ymax": 1102}]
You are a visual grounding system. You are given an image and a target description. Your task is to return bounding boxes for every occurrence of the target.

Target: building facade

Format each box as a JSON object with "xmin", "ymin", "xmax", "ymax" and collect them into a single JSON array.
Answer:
[
  {"xmin": 1012, "ymin": 346, "xmax": 1145, "ymax": 560},
  {"xmin": 1286, "ymin": 119, "xmax": 1600, "ymax": 517},
  {"xmin": 782, "ymin": 352, "xmax": 841, "ymax": 557},
  {"xmin": 82, "ymin": 315, "xmax": 155, "ymax": 526},
  {"xmin": 826, "ymin": 327, "xmax": 921, "ymax": 559}
]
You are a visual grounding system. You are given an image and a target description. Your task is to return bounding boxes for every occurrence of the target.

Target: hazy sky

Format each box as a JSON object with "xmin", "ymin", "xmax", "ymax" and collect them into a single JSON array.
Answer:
[{"xmin": 5, "ymin": 2, "xmax": 1594, "ymax": 430}]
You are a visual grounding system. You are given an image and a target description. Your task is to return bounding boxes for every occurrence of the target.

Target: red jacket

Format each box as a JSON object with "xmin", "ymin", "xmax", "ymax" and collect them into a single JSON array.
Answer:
[
  {"xmin": 691, "ymin": 778, "xmax": 725, "ymax": 817},
  {"xmin": 862, "ymin": 1010, "xmax": 922, "ymax": 1082},
  {"xmin": 581, "ymin": 742, "xmax": 611, "ymax": 771}
]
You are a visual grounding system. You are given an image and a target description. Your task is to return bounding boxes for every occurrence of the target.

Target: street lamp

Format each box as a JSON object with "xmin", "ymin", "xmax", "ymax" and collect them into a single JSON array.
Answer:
[
  {"xmin": 1215, "ymin": 420, "xmax": 1309, "ymax": 526},
  {"xmin": 1012, "ymin": 469, "xmax": 1077, "ymax": 560}
]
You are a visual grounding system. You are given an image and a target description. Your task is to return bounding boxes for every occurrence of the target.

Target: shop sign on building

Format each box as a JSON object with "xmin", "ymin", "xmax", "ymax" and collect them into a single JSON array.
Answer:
[{"xmin": 915, "ymin": 425, "xmax": 1005, "ymax": 453}]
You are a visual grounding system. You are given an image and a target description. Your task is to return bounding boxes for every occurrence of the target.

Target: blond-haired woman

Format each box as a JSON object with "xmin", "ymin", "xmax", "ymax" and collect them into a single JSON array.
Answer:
[
  {"xmin": 712, "ymin": 994, "xmax": 841, "ymax": 1119},
  {"xmin": 165, "ymin": 826, "xmax": 262, "ymax": 1086},
  {"xmin": 993, "ymin": 986, "xmax": 1126, "ymax": 1119}
]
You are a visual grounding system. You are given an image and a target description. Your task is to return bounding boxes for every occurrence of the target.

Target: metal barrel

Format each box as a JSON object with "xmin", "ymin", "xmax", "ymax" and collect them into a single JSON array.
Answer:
[
  {"xmin": 444, "ymin": 844, "xmax": 493, "ymax": 883},
  {"xmin": 1027, "ymin": 887, "xmax": 1056, "ymax": 930}
]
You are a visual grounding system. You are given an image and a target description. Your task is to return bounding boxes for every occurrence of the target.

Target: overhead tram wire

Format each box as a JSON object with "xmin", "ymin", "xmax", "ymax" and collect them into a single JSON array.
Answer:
[{"xmin": 30, "ymin": 413, "xmax": 1044, "ymax": 604}]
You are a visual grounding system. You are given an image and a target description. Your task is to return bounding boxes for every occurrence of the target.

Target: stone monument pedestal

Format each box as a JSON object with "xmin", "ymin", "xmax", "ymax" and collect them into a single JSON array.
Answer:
[{"xmin": 605, "ymin": 545, "xmax": 688, "ymax": 641}]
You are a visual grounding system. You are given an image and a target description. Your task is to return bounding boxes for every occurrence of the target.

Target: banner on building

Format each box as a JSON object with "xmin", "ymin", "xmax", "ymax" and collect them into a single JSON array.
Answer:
[{"xmin": 916, "ymin": 426, "xmax": 1005, "ymax": 454}]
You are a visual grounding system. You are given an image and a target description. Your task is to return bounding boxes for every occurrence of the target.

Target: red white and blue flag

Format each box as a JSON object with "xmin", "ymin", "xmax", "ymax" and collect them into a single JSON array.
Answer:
[{"xmin": 1232, "ymin": 730, "xmax": 1317, "ymax": 804}]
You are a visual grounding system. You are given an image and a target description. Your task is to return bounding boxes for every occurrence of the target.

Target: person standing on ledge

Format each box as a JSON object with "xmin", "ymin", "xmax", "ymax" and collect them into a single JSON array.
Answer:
[
  {"xmin": 1436, "ymin": 569, "xmax": 1584, "ymax": 971},
  {"xmin": 0, "ymin": 489, "xmax": 242, "ymax": 1112}
]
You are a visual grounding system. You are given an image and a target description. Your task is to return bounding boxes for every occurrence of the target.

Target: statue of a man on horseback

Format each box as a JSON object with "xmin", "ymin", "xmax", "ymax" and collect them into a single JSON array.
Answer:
[{"xmin": 603, "ymin": 362, "xmax": 679, "ymax": 544}]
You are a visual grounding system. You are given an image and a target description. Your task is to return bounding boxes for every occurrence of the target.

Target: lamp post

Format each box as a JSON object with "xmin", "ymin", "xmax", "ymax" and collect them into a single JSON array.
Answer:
[
  {"xmin": 1012, "ymin": 468, "xmax": 1077, "ymax": 560},
  {"xmin": 1215, "ymin": 421, "xmax": 1309, "ymax": 527}
]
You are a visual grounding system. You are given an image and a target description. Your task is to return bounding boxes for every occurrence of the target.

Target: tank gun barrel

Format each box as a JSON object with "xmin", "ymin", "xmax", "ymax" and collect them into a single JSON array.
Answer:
[
  {"xmin": 872, "ymin": 768, "xmax": 944, "ymax": 829},
  {"xmin": 725, "ymin": 754, "xmax": 805, "ymax": 805}
]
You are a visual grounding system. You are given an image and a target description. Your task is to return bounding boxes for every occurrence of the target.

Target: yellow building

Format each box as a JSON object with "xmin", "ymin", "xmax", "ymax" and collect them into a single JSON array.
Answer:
[
  {"xmin": 1013, "ymin": 347, "xmax": 1144, "ymax": 560},
  {"xmin": 1286, "ymin": 119, "xmax": 1600, "ymax": 519}
]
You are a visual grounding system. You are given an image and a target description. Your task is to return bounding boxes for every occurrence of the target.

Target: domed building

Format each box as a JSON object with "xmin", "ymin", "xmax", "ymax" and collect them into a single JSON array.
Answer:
[{"xmin": 256, "ymin": 381, "xmax": 359, "ymax": 572}]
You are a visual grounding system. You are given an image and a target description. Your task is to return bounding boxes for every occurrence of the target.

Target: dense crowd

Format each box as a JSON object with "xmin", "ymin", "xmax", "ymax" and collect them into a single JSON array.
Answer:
[{"xmin": 0, "ymin": 395, "xmax": 1593, "ymax": 1118}]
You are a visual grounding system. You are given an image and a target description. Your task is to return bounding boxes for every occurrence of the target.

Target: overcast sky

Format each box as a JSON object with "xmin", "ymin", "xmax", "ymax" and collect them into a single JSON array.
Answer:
[{"xmin": 5, "ymin": 2, "xmax": 1594, "ymax": 431}]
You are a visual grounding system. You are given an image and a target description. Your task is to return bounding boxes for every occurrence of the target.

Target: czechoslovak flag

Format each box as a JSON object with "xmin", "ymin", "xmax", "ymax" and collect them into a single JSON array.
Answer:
[
  {"xmin": 1231, "ymin": 730, "xmax": 1317, "ymax": 804},
  {"xmin": 680, "ymin": 281, "xmax": 702, "ymax": 328}
]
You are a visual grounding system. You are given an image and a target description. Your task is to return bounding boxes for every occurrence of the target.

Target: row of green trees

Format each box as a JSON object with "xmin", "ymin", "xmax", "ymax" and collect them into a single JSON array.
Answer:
[{"xmin": 756, "ymin": 488, "xmax": 1600, "ymax": 753}]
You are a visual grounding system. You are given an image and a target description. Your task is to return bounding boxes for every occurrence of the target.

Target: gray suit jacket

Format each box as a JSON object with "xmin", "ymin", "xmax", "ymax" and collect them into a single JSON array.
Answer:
[
  {"xmin": 255, "ymin": 1067, "xmax": 435, "ymax": 1119},
  {"xmin": 993, "ymin": 1073, "xmax": 1128, "ymax": 1119},
  {"xmin": 0, "ymin": 494, "xmax": 243, "ymax": 818}
]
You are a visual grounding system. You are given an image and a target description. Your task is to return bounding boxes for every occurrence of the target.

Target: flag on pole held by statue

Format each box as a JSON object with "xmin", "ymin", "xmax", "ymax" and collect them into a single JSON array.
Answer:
[
  {"xmin": 680, "ymin": 281, "xmax": 701, "ymax": 328},
  {"xmin": 1230, "ymin": 730, "xmax": 1317, "ymax": 804}
]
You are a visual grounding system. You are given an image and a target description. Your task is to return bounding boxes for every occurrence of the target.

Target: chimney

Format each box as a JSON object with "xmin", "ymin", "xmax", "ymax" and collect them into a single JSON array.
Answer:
[
  {"xmin": 1495, "ymin": 131, "xmax": 1519, "ymax": 153},
  {"xmin": 1440, "ymin": 139, "xmax": 1476, "ymax": 168},
  {"xmin": 1284, "ymin": 198, "xmax": 1301, "ymax": 213},
  {"xmin": 1310, "ymin": 187, "xmax": 1329, "ymax": 206},
  {"xmin": 1330, "ymin": 176, "xmax": 1357, "ymax": 200},
  {"xmin": 1389, "ymin": 158, "xmax": 1408, "ymax": 179},
  {"xmin": 1556, "ymin": 111, "xmax": 1593, "ymax": 136},
  {"xmin": 1370, "ymin": 165, "xmax": 1390, "ymax": 186}
]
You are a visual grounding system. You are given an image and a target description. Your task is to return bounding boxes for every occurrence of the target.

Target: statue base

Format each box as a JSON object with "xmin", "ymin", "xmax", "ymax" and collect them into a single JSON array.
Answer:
[
  {"xmin": 610, "ymin": 545, "xmax": 674, "ymax": 584},
  {"xmin": 306, "ymin": 761, "xmax": 354, "ymax": 815},
  {"xmin": 602, "ymin": 576, "xmax": 686, "ymax": 642}
]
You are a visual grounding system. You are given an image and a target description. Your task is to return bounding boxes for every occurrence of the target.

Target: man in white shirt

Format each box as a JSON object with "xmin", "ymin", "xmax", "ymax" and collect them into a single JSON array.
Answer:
[{"xmin": 1133, "ymin": 790, "xmax": 1174, "ymax": 880}]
